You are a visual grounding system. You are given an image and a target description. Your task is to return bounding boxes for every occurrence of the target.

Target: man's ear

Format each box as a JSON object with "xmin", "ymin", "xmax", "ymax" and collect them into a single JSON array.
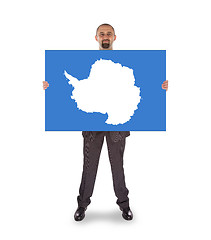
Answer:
[
  {"xmin": 114, "ymin": 35, "xmax": 116, "ymax": 41},
  {"xmin": 95, "ymin": 35, "xmax": 98, "ymax": 41}
]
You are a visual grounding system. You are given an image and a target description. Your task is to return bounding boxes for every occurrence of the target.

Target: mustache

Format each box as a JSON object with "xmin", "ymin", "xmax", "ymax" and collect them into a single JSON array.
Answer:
[{"xmin": 102, "ymin": 39, "xmax": 110, "ymax": 42}]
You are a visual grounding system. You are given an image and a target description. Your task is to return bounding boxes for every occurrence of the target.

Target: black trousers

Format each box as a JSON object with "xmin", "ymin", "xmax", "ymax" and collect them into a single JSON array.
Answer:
[{"xmin": 77, "ymin": 131, "xmax": 129, "ymax": 209}]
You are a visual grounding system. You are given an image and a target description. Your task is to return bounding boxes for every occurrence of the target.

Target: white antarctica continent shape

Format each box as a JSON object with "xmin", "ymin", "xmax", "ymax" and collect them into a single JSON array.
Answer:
[{"xmin": 64, "ymin": 59, "xmax": 141, "ymax": 125}]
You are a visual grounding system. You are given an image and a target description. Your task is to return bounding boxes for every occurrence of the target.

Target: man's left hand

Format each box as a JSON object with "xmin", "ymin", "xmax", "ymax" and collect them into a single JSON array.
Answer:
[{"xmin": 162, "ymin": 80, "xmax": 168, "ymax": 91}]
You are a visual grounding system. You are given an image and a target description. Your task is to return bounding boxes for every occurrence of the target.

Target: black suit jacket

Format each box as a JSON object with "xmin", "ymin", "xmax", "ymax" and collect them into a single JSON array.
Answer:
[{"xmin": 82, "ymin": 131, "xmax": 130, "ymax": 142}]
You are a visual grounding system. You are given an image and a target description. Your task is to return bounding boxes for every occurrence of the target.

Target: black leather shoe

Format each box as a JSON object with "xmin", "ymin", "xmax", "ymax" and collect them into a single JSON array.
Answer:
[
  {"xmin": 120, "ymin": 207, "xmax": 133, "ymax": 220},
  {"xmin": 74, "ymin": 207, "xmax": 87, "ymax": 221}
]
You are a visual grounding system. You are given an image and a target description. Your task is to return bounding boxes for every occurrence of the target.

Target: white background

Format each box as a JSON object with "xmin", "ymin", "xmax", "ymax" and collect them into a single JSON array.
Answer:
[{"xmin": 0, "ymin": 0, "xmax": 211, "ymax": 239}]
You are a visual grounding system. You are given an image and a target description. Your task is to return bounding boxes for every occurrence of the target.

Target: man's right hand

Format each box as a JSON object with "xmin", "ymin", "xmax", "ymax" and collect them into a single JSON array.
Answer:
[{"xmin": 43, "ymin": 81, "xmax": 49, "ymax": 90}]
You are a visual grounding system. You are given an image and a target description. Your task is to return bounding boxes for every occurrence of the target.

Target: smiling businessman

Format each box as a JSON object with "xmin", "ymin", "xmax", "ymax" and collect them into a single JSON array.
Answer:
[{"xmin": 43, "ymin": 23, "xmax": 168, "ymax": 221}]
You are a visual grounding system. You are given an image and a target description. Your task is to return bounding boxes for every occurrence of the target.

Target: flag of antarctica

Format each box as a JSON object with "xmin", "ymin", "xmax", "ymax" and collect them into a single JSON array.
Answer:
[{"xmin": 45, "ymin": 50, "xmax": 166, "ymax": 131}]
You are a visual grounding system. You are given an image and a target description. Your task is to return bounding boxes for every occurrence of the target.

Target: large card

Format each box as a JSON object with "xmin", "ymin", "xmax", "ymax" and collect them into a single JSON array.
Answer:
[{"xmin": 45, "ymin": 50, "xmax": 166, "ymax": 131}]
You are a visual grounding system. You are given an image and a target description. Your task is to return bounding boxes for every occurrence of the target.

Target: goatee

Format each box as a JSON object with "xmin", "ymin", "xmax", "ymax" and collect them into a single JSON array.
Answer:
[{"xmin": 102, "ymin": 43, "xmax": 110, "ymax": 49}]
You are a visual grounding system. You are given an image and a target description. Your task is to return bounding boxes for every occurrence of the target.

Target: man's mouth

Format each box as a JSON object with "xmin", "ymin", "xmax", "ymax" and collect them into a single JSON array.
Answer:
[{"xmin": 102, "ymin": 40, "xmax": 110, "ymax": 49}]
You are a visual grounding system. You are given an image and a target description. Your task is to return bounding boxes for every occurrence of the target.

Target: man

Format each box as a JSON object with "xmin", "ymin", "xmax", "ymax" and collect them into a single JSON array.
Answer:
[{"xmin": 43, "ymin": 23, "xmax": 168, "ymax": 222}]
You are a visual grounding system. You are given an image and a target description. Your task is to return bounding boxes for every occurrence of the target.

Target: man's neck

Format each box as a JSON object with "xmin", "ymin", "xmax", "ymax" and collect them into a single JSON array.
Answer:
[{"xmin": 99, "ymin": 47, "xmax": 113, "ymax": 50}]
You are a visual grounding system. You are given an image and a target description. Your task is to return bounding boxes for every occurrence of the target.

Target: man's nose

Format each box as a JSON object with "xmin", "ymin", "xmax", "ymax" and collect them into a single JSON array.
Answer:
[{"xmin": 102, "ymin": 34, "xmax": 110, "ymax": 39}]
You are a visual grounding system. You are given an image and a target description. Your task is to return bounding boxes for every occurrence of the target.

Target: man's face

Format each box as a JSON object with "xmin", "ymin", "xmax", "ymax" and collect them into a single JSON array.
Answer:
[{"xmin": 95, "ymin": 25, "xmax": 116, "ymax": 50}]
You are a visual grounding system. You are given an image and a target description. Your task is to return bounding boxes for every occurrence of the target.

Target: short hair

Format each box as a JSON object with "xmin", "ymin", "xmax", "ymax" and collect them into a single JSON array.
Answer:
[{"xmin": 96, "ymin": 23, "xmax": 115, "ymax": 36}]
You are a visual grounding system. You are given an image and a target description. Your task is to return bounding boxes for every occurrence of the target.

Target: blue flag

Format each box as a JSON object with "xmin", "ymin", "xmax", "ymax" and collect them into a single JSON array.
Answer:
[{"xmin": 45, "ymin": 50, "xmax": 166, "ymax": 131}]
